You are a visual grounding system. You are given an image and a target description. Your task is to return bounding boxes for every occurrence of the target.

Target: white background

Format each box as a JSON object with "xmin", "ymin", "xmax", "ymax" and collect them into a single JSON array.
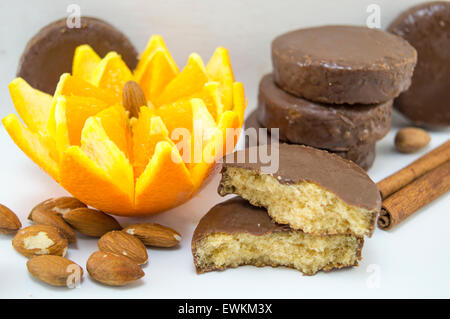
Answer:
[{"xmin": 0, "ymin": 0, "xmax": 449, "ymax": 298}]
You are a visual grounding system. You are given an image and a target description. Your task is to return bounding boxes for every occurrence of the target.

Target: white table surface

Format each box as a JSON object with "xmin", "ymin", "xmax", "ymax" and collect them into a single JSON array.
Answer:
[{"xmin": 0, "ymin": 0, "xmax": 449, "ymax": 299}]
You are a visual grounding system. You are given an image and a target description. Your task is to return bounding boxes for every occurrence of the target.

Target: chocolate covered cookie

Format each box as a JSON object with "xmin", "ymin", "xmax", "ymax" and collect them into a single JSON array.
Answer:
[
  {"xmin": 388, "ymin": 1, "xmax": 450, "ymax": 126},
  {"xmin": 258, "ymin": 74, "xmax": 392, "ymax": 150},
  {"xmin": 244, "ymin": 110, "xmax": 376, "ymax": 170},
  {"xmin": 272, "ymin": 25, "xmax": 417, "ymax": 104},
  {"xmin": 17, "ymin": 17, "xmax": 138, "ymax": 94},
  {"xmin": 192, "ymin": 197, "xmax": 364, "ymax": 275},
  {"xmin": 219, "ymin": 144, "xmax": 381, "ymax": 237}
]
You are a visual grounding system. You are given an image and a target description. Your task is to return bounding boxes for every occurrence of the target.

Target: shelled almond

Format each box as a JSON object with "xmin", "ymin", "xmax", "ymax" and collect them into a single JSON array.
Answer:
[
  {"xmin": 12, "ymin": 225, "xmax": 68, "ymax": 258},
  {"xmin": 98, "ymin": 231, "xmax": 148, "ymax": 265},
  {"xmin": 0, "ymin": 204, "xmax": 21, "ymax": 234},
  {"xmin": 123, "ymin": 223, "xmax": 181, "ymax": 247},
  {"xmin": 62, "ymin": 208, "xmax": 122, "ymax": 237},
  {"xmin": 27, "ymin": 255, "xmax": 83, "ymax": 287},
  {"xmin": 87, "ymin": 251, "xmax": 144, "ymax": 286}
]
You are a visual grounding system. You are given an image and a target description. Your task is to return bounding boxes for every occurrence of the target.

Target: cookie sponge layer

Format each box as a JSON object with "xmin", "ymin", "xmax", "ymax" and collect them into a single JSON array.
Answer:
[
  {"xmin": 219, "ymin": 166, "xmax": 376, "ymax": 236},
  {"xmin": 194, "ymin": 231, "xmax": 362, "ymax": 275}
]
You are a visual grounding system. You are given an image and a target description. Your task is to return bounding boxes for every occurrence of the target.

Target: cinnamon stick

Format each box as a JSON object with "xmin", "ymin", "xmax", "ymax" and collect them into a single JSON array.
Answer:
[
  {"xmin": 377, "ymin": 140, "xmax": 450, "ymax": 199},
  {"xmin": 377, "ymin": 160, "xmax": 450, "ymax": 230}
]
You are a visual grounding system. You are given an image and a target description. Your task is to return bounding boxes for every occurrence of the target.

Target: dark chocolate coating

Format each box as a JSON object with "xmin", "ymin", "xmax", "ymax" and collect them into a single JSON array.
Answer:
[
  {"xmin": 258, "ymin": 74, "xmax": 392, "ymax": 150},
  {"xmin": 272, "ymin": 25, "xmax": 417, "ymax": 104},
  {"xmin": 193, "ymin": 197, "xmax": 291, "ymax": 244},
  {"xmin": 388, "ymin": 1, "xmax": 450, "ymax": 126},
  {"xmin": 17, "ymin": 17, "xmax": 138, "ymax": 94},
  {"xmin": 244, "ymin": 110, "xmax": 376, "ymax": 171},
  {"xmin": 220, "ymin": 144, "xmax": 381, "ymax": 212}
]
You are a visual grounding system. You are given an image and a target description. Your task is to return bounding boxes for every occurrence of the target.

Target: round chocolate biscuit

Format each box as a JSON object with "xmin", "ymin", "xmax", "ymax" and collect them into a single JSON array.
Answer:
[
  {"xmin": 388, "ymin": 1, "xmax": 450, "ymax": 126},
  {"xmin": 257, "ymin": 74, "xmax": 392, "ymax": 150},
  {"xmin": 17, "ymin": 17, "xmax": 138, "ymax": 94},
  {"xmin": 272, "ymin": 25, "xmax": 417, "ymax": 104},
  {"xmin": 244, "ymin": 110, "xmax": 376, "ymax": 171}
]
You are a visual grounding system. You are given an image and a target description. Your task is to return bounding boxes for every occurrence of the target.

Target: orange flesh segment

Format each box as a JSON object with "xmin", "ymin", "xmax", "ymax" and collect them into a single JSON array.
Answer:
[
  {"xmin": 156, "ymin": 53, "xmax": 208, "ymax": 106},
  {"xmin": 190, "ymin": 82, "xmax": 223, "ymax": 122},
  {"xmin": 96, "ymin": 105, "xmax": 132, "ymax": 160},
  {"xmin": 72, "ymin": 45, "xmax": 101, "ymax": 84},
  {"xmin": 138, "ymin": 49, "xmax": 178, "ymax": 104},
  {"xmin": 189, "ymin": 110, "xmax": 240, "ymax": 190},
  {"xmin": 232, "ymin": 82, "xmax": 246, "ymax": 126},
  {"xmin": 61, "ymin": 96, "xmax": 111, "ymax": 146},
  {"xmin": 132, "ymin": 107, "xmax": 173, "ymax": 178},
  {"xmin": 206, "ymin": 47, "xmax": 234, "ymax": 110},
  {"xmin": 2, "ymin": 114, "xmax": 59, "ymax": 181},
  {"xmin": 8, "ymin": 78, "xmax": 53, "ymax": 134},
  {"xmin": 80, "ymin": 117, "xmax": 134, "ymax": 197},
  {"xmin": 134, "ymin": 35, "xmax": 178, "ymax": 81},
  {"xmin": 135, "ymin": 141, "xmax": 194, "ymax": 215},
  {"xmin": 92, "ymin": 52, "xmax": 133, "ymax": 101}
]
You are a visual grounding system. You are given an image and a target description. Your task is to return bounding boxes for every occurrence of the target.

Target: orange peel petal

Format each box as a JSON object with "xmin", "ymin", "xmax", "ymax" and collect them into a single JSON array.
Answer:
[
  {"xmin": 156, "ymin": 53, "xmax": 208, "ymax": 106},
  {"xmin": 8, "ymin": 78, "xmax": 53, "ymax": 134},
  {"xmin": 60, "ymin": 146, "xmax": 134, "ymax": 214},
  {"xmin": 206, "ymin": 47, "xmax": 234, "ymax": 110},
  {"xmin": 72, "ymin": 45, "xmax": 101, "ymax": 84},
  {"xmin": 2, "ymin": 114, "xmax": 59, "ymax": 181},
  {"xmin": 134, "ymin": 141, "xmax": 194, "ymax": 215}
]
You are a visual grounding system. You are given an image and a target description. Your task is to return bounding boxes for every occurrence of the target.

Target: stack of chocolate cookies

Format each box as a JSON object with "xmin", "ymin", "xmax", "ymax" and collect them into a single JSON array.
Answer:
[
  {"xmin": 246, "ymin": 25, "xmax": 417, "ymax": 170},
  {"xmin": 192, "ymin": 144, "xmax": 381, "ymax": 275}
]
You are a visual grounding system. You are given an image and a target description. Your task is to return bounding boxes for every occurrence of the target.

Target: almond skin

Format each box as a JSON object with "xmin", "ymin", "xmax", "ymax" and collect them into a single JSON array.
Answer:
[
  {"xmin": 12, "ymin": 225, "xmax": 68, "ymax": 258},
  {"xmin": 0, "ymin": 204, "xmax": 21, "ymax": 234},
  {"xmin": 395, "ymin": 127, "xmax": 431, "ymax": 153},
  {"xmin": 62, "ymin": 208, "xmax": 121, "ymax": 237},
  {"xmin": 27, "ymin": 255, "xmax": 83, "ymax": 287},
  {"xmin": 123, "ymin": 223, "xmax": 181, "ymax": 248},
  {"xmin": 28, "ymin": 207, "xmax": 76, "ymax": 244},
  {"xmin": 87, "ymin": 251, "xmax": 144, "ymax": 286},
  {"xmin": 123, "ymin": 80, "xmax": 146, "ymax": 118},
  {"xmin": 98, "ymin": 231, "xmax": 148, "ymax": 265},
  {"xmin": 30, "ymin": 197, "xmax": 86, "ymax": 217}
]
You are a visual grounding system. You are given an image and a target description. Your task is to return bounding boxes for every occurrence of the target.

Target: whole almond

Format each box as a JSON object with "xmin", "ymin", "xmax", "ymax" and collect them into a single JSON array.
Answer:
[
  {"xmin": 395, "ymin": 127, "xmax": 431, "ymax": 153},
  {"xmin": 123, "ymin": 223, "xmax": 181, "ymax": 247},
  {"xmin": 30, "ymin": 197, "xmax": 86, "ymax": 217},
  {"xmin": 62, "ymin": 208, "xmax": 121, "ymax": 237},
  {"xmin": 29, "ymin": 207, "xmax": 76, "ymax": 243},
  {"xmin": 87, "ymin": 251, "xmax": 144, "ymax": 286},
  {"xmin": 123, "ymin": 81, "xmax": 146, "ymax": 118},
  {"xmin": 27, "ymin": 255, "xmax": 83, "ymax": 287},
  {"xmin": 0, "ymin": 204, "xmax": 21, "ymax": 234},
  {"xmin": 98, "ymin": 231, "xmax": 148, "ymax": 265},
  {"xmin": 12, "ymin": 225, "xmax": 68, "ymax": 258}
]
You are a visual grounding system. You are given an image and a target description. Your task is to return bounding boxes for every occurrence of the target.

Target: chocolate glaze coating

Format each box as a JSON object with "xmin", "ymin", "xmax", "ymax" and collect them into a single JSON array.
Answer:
[
  {"xmin": 244, "ymin": 110, "xmax": 376, "ymax": 171},
  {"xmin": 258, "ymin": 74, "xmax": 392, "ymax": 150},
  {"xmin": 193, "ymin": 197, "xmax": 291, "ymax": 243},
  {"xmin": 17, "ymin": 17, "xmax": 138, "ymax": 94},
  {"xmin": 388, "ymin": 1, "xmax": 450, "ymax": 126},
  {"xmin": 272, "ymin": 25, "xmax": 417, "ymax": 104},
  {"xmin": 192, "ymin": 197, "xmax": 364, "ymax": 274},
  {"xmin": 220, "ymin": 144, "xmax": 381, "ymax": 211}
]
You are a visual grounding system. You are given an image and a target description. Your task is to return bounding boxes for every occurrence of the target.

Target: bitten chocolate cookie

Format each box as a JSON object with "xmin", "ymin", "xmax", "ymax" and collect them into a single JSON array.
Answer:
[
  {"xmin": 17, "ymin": 17, "xmax": 138, "ymax": 94},
  {"xmin": 244, "ymin": 110, "xmax": 376, "ymax": 171},
  {"xmin": 258, "ymin": 74, "xmax": 392, "ymax": 150},
  {"xmin": 388, "ymin": 1, "xmax": 450, "ymax": 126},
  {"xmin": 192, "ymin": 197, "xmax": 363, "ymax": 275},
  {"xmin": 272, "ymin": 25, "xmax": 417, "ymax": 104},
  {"xmin": 219, "ymin": 144, "xmax": 381, "ymax": 237}
]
